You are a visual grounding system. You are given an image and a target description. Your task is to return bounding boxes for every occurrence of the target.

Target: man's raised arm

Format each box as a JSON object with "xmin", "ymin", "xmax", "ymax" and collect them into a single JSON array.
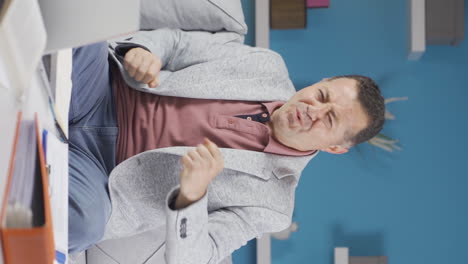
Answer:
[{"xmin": 109, "ymin": 28, "xmax": 245, "ymax": 72}]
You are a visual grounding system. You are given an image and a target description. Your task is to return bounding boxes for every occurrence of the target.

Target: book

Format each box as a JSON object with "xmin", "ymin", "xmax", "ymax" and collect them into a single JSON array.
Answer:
[
  {"xmin": 5, "ymin": 119, "xmax": 36, "ymax": 229},
  {"xmin": 42, "ymin": 130, "xmax": 68, "ymax": 263},
  {"xmin": 0, "ymin": 114, "xmax": 55, "ymax": 264}
]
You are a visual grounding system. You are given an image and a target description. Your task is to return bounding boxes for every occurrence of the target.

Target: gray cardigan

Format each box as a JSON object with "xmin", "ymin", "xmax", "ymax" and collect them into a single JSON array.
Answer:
[{"xmin": 104, "ymin": 29, "xmax": 318, "ymax": 264}]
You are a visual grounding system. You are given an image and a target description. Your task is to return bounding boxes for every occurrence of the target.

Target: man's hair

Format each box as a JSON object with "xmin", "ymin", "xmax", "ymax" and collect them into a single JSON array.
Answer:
[{"xmin": 329, "ymin": 75, "xmax": 385, "ymax": 146}]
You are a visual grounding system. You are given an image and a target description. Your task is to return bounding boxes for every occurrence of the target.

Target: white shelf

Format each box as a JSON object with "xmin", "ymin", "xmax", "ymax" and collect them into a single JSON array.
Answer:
[
  {"xmin": 255, "ymin": 0, "xmax": 270, "ymax": 48},
  {"xmin": 334, "ymin": 247, "xmax": 349, "ymax": 264},
  {"xmin": 408, "ymin": 0, "xmax": 426, "ymax": 60}
]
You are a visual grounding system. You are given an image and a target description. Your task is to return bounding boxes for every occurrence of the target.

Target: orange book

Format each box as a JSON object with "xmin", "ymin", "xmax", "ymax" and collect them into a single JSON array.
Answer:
[{"xmin": 0, "ymin": 113, "xmax": 55, "ymax": 264}]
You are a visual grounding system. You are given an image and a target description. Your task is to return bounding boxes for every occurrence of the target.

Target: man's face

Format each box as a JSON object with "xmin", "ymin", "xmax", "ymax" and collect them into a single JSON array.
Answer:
[{"xmin": 269, "ymin": 78, "xmax": 369, "ymax": 153}]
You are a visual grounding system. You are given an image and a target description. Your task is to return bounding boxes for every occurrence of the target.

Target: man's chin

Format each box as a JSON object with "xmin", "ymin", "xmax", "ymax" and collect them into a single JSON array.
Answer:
[{"xmin": 273, "ymin": 133, "xmax": 297, "ymax": 148}]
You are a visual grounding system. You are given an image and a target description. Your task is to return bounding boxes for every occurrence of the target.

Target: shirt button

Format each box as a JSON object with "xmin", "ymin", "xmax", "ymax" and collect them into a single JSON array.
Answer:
[
  {"xmin": 262, "ymin": 113, "xmax": 268, "ymax": 118},
  {"xmin": 246, "ymin": 117, "xmax": 252, "ymax": 121}
]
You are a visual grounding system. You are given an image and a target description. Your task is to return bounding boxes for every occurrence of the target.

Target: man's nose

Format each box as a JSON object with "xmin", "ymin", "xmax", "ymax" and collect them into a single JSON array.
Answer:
[{"xmin": 310, "ymin": 104, "xmax": 331, "ymax": 121}]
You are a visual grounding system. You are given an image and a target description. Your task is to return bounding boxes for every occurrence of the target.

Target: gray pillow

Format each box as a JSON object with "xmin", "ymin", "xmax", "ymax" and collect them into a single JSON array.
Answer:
[{"xmin": 140, "ymin": 0, "xmax": 247, "ymax": 35}]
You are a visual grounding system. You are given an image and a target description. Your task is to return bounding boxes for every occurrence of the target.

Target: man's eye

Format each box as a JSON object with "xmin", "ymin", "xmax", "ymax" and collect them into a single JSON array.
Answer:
[{"xmin": 318, "ymin": 89, "xmax": 325, "ymax": 102}]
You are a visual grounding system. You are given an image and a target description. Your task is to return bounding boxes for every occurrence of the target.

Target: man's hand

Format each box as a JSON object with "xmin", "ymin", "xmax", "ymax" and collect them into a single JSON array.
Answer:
[
  {"xmin": 175, "ymin": 138, "xmax": 224, "ymax": 209},
  {"xmin": 123, "ymin": 47, "xmax": 162, "ymax": 88}
]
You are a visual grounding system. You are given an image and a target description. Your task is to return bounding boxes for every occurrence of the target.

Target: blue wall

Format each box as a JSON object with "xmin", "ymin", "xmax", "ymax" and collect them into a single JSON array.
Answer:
[{"xmin": 234, "ymin": 0, "xmax": 468, "ymax": 264}]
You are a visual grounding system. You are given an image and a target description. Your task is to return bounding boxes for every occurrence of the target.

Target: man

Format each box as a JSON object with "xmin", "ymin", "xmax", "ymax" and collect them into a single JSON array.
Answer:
[{"xmin": 68, "ymin": 28, "xmax": 385, "ymax": 263}]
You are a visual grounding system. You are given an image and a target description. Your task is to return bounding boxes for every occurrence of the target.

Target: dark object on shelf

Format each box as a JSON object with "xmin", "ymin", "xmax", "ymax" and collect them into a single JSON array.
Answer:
[
  {"xmin": 349, "ymin": 256, "xmax": 388, "ymax": 264},
  {"xmin": 426, "ymin": 0, "xmax": 464, "ymax": 45},
  {"xmin": 307, "ymin": 0, "xmax": 329, "ymax": 8},
  {"xmin": 270, "ymin": 0, "xmax": 306, "ymax": 29}
]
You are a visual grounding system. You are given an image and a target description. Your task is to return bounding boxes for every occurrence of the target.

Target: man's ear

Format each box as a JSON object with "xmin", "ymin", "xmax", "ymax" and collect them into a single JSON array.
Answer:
[{"xmin": 321, "ymin": 145, "xmax": 349, "ymax": 154}]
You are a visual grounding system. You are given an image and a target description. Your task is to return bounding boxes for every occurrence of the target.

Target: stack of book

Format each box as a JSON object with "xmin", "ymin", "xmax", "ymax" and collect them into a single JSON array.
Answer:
[{"xmin": 1, "ymin": 114, "xmax": 55, "ymax": 264}]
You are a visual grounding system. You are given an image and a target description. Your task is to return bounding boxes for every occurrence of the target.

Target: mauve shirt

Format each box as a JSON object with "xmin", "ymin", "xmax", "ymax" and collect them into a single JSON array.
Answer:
[{"xmin": 111, "ymin": 68, "xmax": 315, "ymax": 165}]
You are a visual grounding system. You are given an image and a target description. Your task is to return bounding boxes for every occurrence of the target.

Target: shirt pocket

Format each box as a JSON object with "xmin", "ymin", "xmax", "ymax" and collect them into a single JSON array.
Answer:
[{"xmin": 211, "ymin": 114, "xmax": 269, "ymax": 136}]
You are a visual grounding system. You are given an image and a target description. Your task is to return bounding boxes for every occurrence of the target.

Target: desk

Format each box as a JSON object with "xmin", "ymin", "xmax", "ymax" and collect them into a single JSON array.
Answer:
[{"xmin": 0, "ymin": 50, "xmax": 72, "ymax": 264}]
